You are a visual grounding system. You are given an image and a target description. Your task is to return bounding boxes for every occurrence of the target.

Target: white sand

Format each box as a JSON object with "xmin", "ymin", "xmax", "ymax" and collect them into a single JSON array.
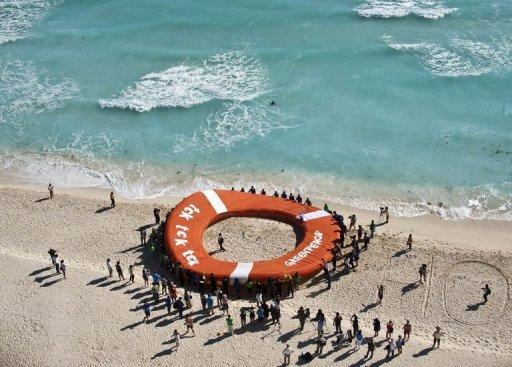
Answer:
[{"xmin": 0, "ymin": 185, "xmax": 511, "ymax": 367}]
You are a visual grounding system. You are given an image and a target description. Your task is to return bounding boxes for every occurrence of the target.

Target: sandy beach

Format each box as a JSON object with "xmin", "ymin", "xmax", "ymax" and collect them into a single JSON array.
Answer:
[{"xmin": 0, "ymin": 184, "xmax": 511, "ymax": 367}]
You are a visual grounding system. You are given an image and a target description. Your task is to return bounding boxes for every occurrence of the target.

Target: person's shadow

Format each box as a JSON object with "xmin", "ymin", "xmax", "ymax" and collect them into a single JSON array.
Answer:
[
  {"xmin": 467, "ymin": 301, "xmax": 485, "ymax": 311},
  {"xmin": 35, "ymin": 197, "xmax": 50, "ymax": 203},
  {"xmin": 393, "ymin": 249, "xmax": 408, "ymax": 258},
  {"xmin": 95, "ymin": 206, "xmax": 114, "ymax": 213},
  {"xmin": 401, "ymin": 282, "xmax": 420, "ymax": 295},
  {"xmin": 413, "ymin": 346, "xmax": 434, "ymax": 358},
  {"xmin": 360, "ymin": 302, "xmax": 379, "ymax": 313}
]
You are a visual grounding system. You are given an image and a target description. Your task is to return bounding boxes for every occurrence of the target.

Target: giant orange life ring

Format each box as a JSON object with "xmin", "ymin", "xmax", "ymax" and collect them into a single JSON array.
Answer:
[{"xmin": 164, "ymin": 190, "xmax": 338, "ymax": 283}]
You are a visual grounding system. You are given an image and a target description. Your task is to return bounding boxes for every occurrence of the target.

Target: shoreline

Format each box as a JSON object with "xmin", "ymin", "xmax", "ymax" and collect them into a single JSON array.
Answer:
[
  {"xmin": 1, "ymin": 153, "xmax": 511, "ymax": 222},
  {"xmin": 2, "ymin": 181, "xmax": 511, "ymax": 253}
]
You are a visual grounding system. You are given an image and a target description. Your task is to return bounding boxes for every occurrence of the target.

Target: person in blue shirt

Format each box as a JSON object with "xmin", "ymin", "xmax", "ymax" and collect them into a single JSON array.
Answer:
[
  {"xmin": 355, "ymin": 329, "xmax": 364, "ymax": 350},
  {"xmin": 206, "ymin": 294, "xmax": 214, "ymax": 315},
  {"xmin": 151, "ymin": 272, "xmax": 161, "ymax": 290},
  {"xmin": 257, "ymin": 306, "xmax": 265, "ymax": 322},
  {"xmin": 143, "ymin": 302, "xmax": 151, "ymax": 322}
]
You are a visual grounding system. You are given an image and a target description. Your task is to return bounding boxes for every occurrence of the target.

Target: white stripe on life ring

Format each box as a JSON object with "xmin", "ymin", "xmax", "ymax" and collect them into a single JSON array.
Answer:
[
  {"xmin": 230, "ymin": 262, "xmax": 253, "ymax": 283},
  {"xmin": 299, "ymin": 210, "xmax": 330, "ymax": 221},
  {"xmin": 202, "ymin": 189, "xmax": 228, "ymax": 214}
]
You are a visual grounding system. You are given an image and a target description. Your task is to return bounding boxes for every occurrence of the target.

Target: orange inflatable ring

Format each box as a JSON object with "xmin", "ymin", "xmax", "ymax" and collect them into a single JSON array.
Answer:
[{"xmin": 164, "ymin": 189, "xmax": 338, "ymax": 283}]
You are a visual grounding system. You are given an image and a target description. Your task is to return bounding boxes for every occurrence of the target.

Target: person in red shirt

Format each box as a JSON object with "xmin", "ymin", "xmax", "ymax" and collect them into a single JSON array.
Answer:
[{"xmin": 403, "ymin": 320, "xmax": 412, "ymax": 341}]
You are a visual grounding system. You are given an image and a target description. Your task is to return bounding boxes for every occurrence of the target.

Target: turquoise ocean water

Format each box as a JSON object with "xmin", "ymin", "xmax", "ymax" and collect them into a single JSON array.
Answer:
[{"xmin": 0, "ymin": 0, "xmax": 511, "ymax": 219}]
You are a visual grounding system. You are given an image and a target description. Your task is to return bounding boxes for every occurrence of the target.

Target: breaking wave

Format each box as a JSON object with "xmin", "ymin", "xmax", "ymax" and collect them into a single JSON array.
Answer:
[
  {"xmin": 173, "ymin": 101, "xmax": 291, "ymax": 153},
  {"xmin": 0, "ymin": 0, "xmax": 62, "ymax": 45},
  {"xmin": 99, "ymin": 51, "xmax": 269, "ymax": 112},
  {"xmin": 382, "ymin": 35, "xmax": 512, "ymax": 77},
  {"xmin": 355, "ymin": 0, "xmax": 456, "ymax": 20},
  {"xmin": 0, "ymin": 59, "xmax": 79, "ymax": 123}
]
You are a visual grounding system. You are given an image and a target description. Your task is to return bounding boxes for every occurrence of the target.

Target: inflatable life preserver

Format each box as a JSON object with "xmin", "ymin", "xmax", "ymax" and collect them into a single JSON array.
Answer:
[{"xmin": 164, "ymin": 190, "xmax": 338, "ymax": 283}]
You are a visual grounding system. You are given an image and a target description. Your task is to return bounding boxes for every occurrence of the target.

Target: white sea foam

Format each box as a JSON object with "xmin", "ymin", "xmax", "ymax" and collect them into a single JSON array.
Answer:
[
  {"xmin": 355, "ymin": 0, "xmax": 456, "ymax": 19},
  {"xmin": 1, "ymin": 148, "xmax": 511, "ymax": 220},
  {"xmin": 99, "ymin": 51, "xmax": 269, "ymax": 112},
  {"xmin": 0, "ymin": 59, "xmax": 79, "ymax": 123},
  {"xmin": 172, "ymin": 101, "xmax": 291, "ymax": 153},
  {"xmin": 382, "ymin": 35, "xmax": 512, "ymax": 77},
  {"xmin": 0, "ymin": 0, "xmax": 61, "ymax": 45}
]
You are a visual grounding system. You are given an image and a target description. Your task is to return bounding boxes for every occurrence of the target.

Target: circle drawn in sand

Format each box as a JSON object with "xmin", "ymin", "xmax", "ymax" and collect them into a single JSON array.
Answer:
[{"xmin": 443, "ymin": 261, "xmax": 509, "ymax": 325}]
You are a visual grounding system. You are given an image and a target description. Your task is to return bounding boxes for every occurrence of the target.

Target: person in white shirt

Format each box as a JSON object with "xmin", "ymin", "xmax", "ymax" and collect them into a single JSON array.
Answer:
[
  {"xmin": 283, "ymin": 344, "xmax": 293, "ymax": 365},
  {"xmin": 173, "ymin": 329, "xmax": 181, "ymax": 351},
  {"xmin": 106, "ymin": 259, "xmax": 113, "ymax": 278}
]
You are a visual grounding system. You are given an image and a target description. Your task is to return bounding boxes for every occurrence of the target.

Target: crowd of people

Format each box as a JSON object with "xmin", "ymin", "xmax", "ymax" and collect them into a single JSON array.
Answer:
[{"xmin": 42, "ymin": 184, "xmax": 492, "ymax": 364}]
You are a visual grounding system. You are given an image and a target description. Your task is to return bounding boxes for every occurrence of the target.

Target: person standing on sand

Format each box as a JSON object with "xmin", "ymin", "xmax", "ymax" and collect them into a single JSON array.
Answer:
[
  {"xmin": 334, "ymin": 312, "xmax": 342, "ymax": 334},
  {"xmin": 173, "ymin": 329, "xmax": 180, "ymax": 351},
  {"xmin": 221, "ymin": 294, "xmax": 229, "ymax": 315},
  {"xmin": 432, "ymin": 326, "xmax": 445, "ymax": 348},
  {"xmin": 386, "ymin": 320, "xmax": 394, "ymax": 339},
  {"xmin": 174, "ymin": 297, "xmax": 185, "ymax": 319},
  {"xmin": 419, "ymin": 264, "xmax": 428, "ymax": 284},
  {"xmin": 373, "ymin": 318, "xmax": 381, "ymax": 337},
  {"xmin": 365, "ymin": 337, "xmax": 375, "ymax": 359},
  {"xmin": 354, "ymin": 329, "xmax": 363, "ymax": 350},
  {"xmin": 184, "ymin": 314, "xmax": 195, "ymax": 335},
  {"xmin": 322, "ymin": 259, "xmax": 331, "ymax": 289},
  {"xmin": 48, "ymin": 183, "xmax": 54, "ymax": 199},
  {"xmin": 482, "ymin": 284, "xmax": 491, "ymax": 303},
  {"xmin": 184, "ymin": 290, "xmax": 193, "ymax": 309},
  {"xmin": 143, "ymin": 302, "xmax": 151, "ymax": 322},
  {"xmin": 128, "ymin": 265, "xmax": 135, "ymax": 283},
  {"xmin": 255, "ymin": 290, "xmax": 263, "ymax": 307},
  {"xmin": 240, "ymin": 308, "xmax": 247, "ymax": 328},
  {"xmin": 54, "ymin": 254, "xmax": 60, "ymax": 274},
  {"xmin": 140, "ymin": 229, "xmax": 146, "ymax": 246},
  {"xmin": 170, "ymin": 282, "xmax": 178, "ymax": 302},
  {"xmin": 396, "ymin": 335, "xmax": 404, "ymax": 355},
  {"xmin": 379, "ymin": 207, "xmax": 385, "ymax": 222},
  {"xmin": 348, "ymin": 214, "xmax": 357, "ymax": 231},
  {"xmin": 377, "ymin": 285, "xmax": 384, "ymax": 305},
  {"xmin": 406, "ymin": 234, "xmax": 413, "ymax": 251},
  {"xmin": 110, "ymin": 191, "xmax": 115, "ymax": 208},
  {"xmin": 357, "ymin": 225, "xmax": 363, "ymax": 241},
  {"xmin": 48, "ymin": 249, "xmax": 57, "ymax": 265},
  {"xmin": 386, "ymin": 338, "xmax": 396, "ymax": 359},
  {"xmin": 153, "ymin": 208, "xmax": 160, "ymax": 224},
  {"xmin": 385, "ymin": 207, "xmax": 390, "ymax": 223},
  {"xmin": 369, "ymin": 220, "xmax": 376, "ymax": 238},
  {"xmin": 315, "ymin": 336, "xmax": 327, "ymax": 355},
  {"xmin": 403, "ymin": 320, "xmax": 412, "ymax": 341},
  {"xmin": 206, "ymin": 294, "xmax": 214, "ymax": 315},
  {"xmin": 115, "ymin": 261, "xmax": 124, "ymax": 280},
  {"xmin": 283, "ymin": 344, "xmax": 293, "ymax": 366},
  {"xmin": 363, "ymin": 232, "xmax": 370, "ymax": 251},
  {"xmin": 351, "ymin": 314, "xmax": 359, "ymax": 337},
  {"xmin": 218, "ymin": 233, "xmax": 225, "ymax": 252},
  {"xmin": 142, "ymin": 268, "xmax": 149, "ymax": 287},
  {"xmin": 106, "ymin": 259, "xmax": 113, "ymax": 277},
  {"xmin": 297, "ymin": 307, "xmax": 308, "ymax": 331},
  {"xmin": 165, "ymin": 295, "xmax": 172, "ymax": 314},
  {"xmin": 226, "ymin": 314, "xmax": 234, "ymax": 335},
  {"xmin": 60, "ymin": 260, "xmax": 66, "ymax": 279}
]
